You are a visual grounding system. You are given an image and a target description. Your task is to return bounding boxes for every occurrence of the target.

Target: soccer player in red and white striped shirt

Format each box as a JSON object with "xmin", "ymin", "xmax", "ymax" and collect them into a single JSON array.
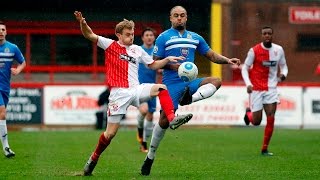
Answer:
[
  {"xmin": 241, "ymin": 26, "xmax": 288, "ymax": 156},
  {"xmin": 74, "ymin": 11, "xmax": 193, "ymax": 176}
]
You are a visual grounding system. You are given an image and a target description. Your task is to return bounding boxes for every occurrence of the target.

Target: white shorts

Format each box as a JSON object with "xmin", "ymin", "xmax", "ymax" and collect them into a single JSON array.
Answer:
[
  {"xmin": 250, "ymin": 88, "xmax": 280, "ymax": 112},
  {"xmin": 107, "ymin": 83, "xmax": 154, "ymax": 123}
]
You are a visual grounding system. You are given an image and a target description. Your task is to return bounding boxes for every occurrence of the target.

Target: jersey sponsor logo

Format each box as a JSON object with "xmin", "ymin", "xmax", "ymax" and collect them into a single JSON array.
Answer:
[
  {"xmin": 262, "ymin": 60, "xmax": 277, "ymax": 67},
  {"xmin": 119, "ymin": 54, "xmax": 136, "ymax": 64},
  {"xmin": 170, "ymin": 36, "xmax": 179, "ymax": 39},
  {"xmin": 180, "ymin": 47, "xmax": 189, "ymax": 57}
]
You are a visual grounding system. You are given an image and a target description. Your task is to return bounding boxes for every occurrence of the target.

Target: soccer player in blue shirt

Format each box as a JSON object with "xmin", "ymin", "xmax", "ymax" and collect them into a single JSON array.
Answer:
[
  {"xmin": 0, "ymin": 21, "xmax": 26, "ymax": 158},
  {"xmin": 136, "ymin": 27, "xmax": 159, "ymax": 153},
  {"xmin": 140, "ymin": 6, "xmax": 240, "ymax": 175}
]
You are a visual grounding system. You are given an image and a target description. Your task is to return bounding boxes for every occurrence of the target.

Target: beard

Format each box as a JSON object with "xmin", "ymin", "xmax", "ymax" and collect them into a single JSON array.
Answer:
[
  {"xmin": 263, "ymin": 41, "xmax": 272, "ymax": 48},
  {"xmin": 175, "ymin": 25, "xmax": 185, "ymax": 31}
]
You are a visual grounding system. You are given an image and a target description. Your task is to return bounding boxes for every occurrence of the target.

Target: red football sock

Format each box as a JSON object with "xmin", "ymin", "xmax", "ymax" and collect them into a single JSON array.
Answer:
[
  {"xmin": 91, "ymin": 133, "xmax": 111, "ymax": 162},
  {"xmin": 262, "ymin": 116, "xmax": 275, "ymax": 151},
  {"xmin": 158, "ymin": 89, "xmax": 175, "ymax": 122}
]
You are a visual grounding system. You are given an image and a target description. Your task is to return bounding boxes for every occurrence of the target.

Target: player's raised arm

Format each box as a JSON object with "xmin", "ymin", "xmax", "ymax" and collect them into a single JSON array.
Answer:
[
  {"xmin": 74, "ymin": 11, "xmax": 98, "ymax": 42},
  {"xmin": 205, "ymin": 49, "xmax": 240, "ymax": 66},
  {"xmin": 148, "ymin": 56, "xmax": 185, "ymax": 70}
]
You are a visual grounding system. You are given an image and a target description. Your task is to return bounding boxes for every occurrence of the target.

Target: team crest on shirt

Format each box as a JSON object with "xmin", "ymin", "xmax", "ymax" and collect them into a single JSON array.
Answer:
[
  {"xmin": 274, "ymin": 51, "xmax": 278, "ymax": 56},
  {"xmin": 130, "ymin": 48, "xmax": 135, "ymax": 54},
  {"xmin": 4, "ymin": 48, "xmax": 10, "ymax": 53},
  {"xmin": 187, "ymin": 33, "xmax": 192, "ymax": 39},
  {"xmin": 181, "ymin": 47, "xmax": 189, "ymax": 57},
  {"xmin": 120, "ymin": 54, "xmax": 136, "ymax": 64},
  {"xmin": 153, "ymin": 45, "xmax": 158, "ymax": 53}
]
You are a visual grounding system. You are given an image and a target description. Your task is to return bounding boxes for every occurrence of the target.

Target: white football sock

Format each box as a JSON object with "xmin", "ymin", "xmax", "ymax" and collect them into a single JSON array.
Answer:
[
  {"xmin": 137, "ymin": 113, "xmax": 145, "ymax": 129},
  {"xmin": 147, "ymin": 123, "xmax": 166, "ymax": 160},
  {"xmin": 192, "ymin": 83, "xmax": 217, "ymax": 103},
  {"xmin": 0, "ymin": 120, "xmax": 9, "ymax": 150},
  {"xmin": 143, "ymin": 120, "xmax": 154, "ymax": 142}
]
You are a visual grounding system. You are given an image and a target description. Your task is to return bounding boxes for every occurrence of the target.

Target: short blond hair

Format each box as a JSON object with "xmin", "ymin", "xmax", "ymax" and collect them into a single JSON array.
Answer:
[{"xmin": 115, "ymin": 19, "xmax": 135, "ymax": 34}]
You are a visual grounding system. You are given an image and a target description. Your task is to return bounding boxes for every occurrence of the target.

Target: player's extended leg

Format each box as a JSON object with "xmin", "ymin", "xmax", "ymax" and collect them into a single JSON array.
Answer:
[
  {"xmin": 141, "ymin": 84, "xmax": 193, "ymax": 176},
  {"xmin": 141, "ymin": 111, "xmax": 192, "ymax": 175},
  {"xmin": 149, "ymin": 84, "xmax": 193, "ymax": 129},
  {"xmin": 141, "ymin": 111, "xmax": 169, "ymax": 176},
  {"xmin": 83, "ymin": 115, "xmax": 122, "ymax": 176},
  {"xmin": 179, "ymin": 77, "xmax": 220, "ymax": 106},
  {"xmin": 261, "ymin": 103, "xmax": 277, "ymax": 156},
  {"xmin": 0, "ymin": 93, "xmax": 14, "ymax": 158},
  {"xmin": 0, "ymin": 109, "xmax": 15, "ymax": 158}
]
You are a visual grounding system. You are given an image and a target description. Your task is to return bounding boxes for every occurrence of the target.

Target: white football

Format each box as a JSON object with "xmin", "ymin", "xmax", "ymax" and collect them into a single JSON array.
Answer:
[{"xmin": 178, "ymin": 62, "xmax": 198, "ymax": 82}]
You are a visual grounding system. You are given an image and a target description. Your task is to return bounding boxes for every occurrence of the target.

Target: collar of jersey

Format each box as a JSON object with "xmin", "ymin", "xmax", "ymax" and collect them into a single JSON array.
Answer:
[
  {"xmin": 117, "ymin": 41, "xmax": 131, "ymax": 48},
  {"xmin": 170, "ymin": 27, "xmax": 187, "ymax": 38}
]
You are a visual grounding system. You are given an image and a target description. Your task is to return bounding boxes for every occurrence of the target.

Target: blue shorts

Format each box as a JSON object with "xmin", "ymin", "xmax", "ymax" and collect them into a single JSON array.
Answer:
[
  {"xmin": 138, "ymin": 65, "xmax": 157, "ymax": 113},
  {"xmin": 138, "ymin": 64, "xmax": 157, "ymax": 84},
  {"xmin": 0, "ymin": 91, "xmax": 9, "ymax": 107},
  {"xmin": 166, "ymin": 78, "xmax": 204, "ymax": 109},
  {"xmin": 147, "ymin": 97, "xmax": 157, "ymax": 113}
]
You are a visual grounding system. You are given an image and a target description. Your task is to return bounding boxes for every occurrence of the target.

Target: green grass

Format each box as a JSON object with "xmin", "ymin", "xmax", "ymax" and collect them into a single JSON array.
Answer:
[{"xmin": 0, "ymin": 127, "xmax": 319, "ymax": 179}]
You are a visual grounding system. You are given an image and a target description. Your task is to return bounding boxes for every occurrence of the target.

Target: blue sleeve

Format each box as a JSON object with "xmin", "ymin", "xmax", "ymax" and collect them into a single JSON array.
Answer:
[
  {"xmin": 196, "ymin": 34, "xmax": 210, "ymax": 55},
  {"xmin": 14, "ymin": 45, "xmax": 25, "ymax": 64},
  {"xmin": 153, "ymin": 34, "xmax": 165, "ymax": 58}
]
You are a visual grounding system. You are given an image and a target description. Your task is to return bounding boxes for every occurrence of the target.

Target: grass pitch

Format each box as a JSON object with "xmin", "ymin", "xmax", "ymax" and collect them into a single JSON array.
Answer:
[{"xmin": 0, "ymin": 127, "xmax": 319, "ymax": 179}]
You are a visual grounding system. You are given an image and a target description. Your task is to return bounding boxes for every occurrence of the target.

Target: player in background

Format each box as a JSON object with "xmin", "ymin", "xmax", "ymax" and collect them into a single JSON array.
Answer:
[
  {"xmin": 0, "ymin": 21, "xmax": 26, "ymax": 158},
  {"xmin": 136, "ymin": 27, "xmax": 159, "ymax": 153},
  {"xmin": 241, "ymin": 26, "xmax": 288, "ymax": 156},
  {"xmin": 140, "ymin": 6, "xmax": 241, "ymax": 176},
  {"xmin": 74, "ymin": 11, "xmax": 193, "ymax": 176}
]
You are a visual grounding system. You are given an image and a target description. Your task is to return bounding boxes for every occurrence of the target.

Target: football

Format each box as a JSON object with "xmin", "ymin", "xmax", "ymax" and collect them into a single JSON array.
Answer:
[{"xmin": 178, "ymin": 62, "xmax": 198, "ymax": 82}]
